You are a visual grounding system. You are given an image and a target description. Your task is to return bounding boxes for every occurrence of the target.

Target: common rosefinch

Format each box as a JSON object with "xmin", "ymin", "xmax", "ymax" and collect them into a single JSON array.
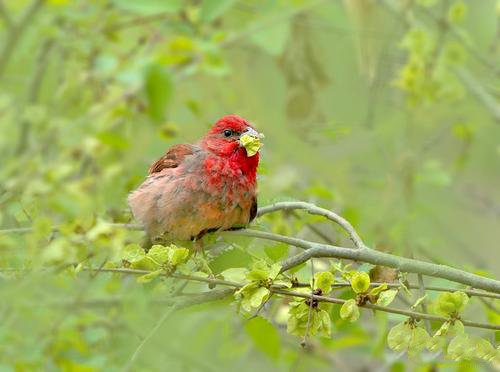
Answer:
[{"xmin": 128, "ymin": 115, "xmax": 263, "ymax": 242}]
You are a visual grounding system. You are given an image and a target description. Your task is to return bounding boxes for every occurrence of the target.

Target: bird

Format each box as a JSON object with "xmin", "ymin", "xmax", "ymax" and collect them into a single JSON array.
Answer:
[{"xmin": 128, "ymin": 114, "xmax": 263, "ymax": 243}]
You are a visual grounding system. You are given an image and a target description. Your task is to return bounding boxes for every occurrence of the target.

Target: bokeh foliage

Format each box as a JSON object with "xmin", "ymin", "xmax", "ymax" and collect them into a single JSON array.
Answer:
[{"xmin": 0, "ymin": 0, "xmax": 499, "ymax": 370}]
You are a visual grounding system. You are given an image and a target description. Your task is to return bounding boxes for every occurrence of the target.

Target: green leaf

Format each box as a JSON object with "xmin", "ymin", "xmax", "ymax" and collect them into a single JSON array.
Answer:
[
  {"xmin": 434, "ymin": 321, "xmax": 451, "ymax": 337},
  {"xmin": 376, "ymin": 289, "xmax": 398, "ymax": 307},
  {"xmin": 147, "ymin": 245, "xmax": 169, "ymax": 265},
  {"xmin": 237, "ymin": 283, "xmax": 271, "ymax": 312},
  {"xmin": 137, "ymin": 269, "xmax": 163, "ymax": 283},
  {"xmin": 411, "ymin": 294, "xmax": 427, "ymax": 309},
  {"xmin": 209, "ymin": 246, "xmax": 253, "ymax": 273},
  {"xmin": 314, "ymin": 271, "xmax": 334, "ymax": 294},
  {"xmin": 264, "ymin": 243, "xmax": 289, "ymax": 262},
  {"xmin": 368, "ymin": 283, "xmax": 388, "ymax": 296},
  {"xmin": 250, "ymin": 287, "xmax": 271, "ymax": 309},
  {"xmin": 169, "ymin": 246, "xmax": 190, "ymax": 266},
  {"xmin": 200, "ymin": 0, "xmax": 235, "ymax": 22},
  {"xmin": 433, "ymin": 291, "xmax": 469, "ymax": 316},
  {"xmin": 387, "ymin": 322, "xmax": 412, "ymax": 352},
  {"xmin": 246, "ymin": 261, "xmax": 270, "ymax": 281},
  {"xmin": 144, "ymin": 63, "xmax": 173, "ymax": 123},
  {"xmin": 239, "ymin": 133, "xmax": 263, "ymax": 157},
  {"xmin": 122, "ymin": 244, "xmax": 146, "ymax": 263},
  {"xmin": 268, "ymin": 263, "xmax": 282, "ymax": 280},
  {"xmin": 388, "ymin": 322, "xmax": 430, "ymax": 357},
  {"xmin": 220, "ymin": 268, "xmax": 247, "ymax": 283},
  {"xmin": 408, "ymin": 326, "xmax": 430, "ymax": 357},
  {"xmin": 447, "ymin": 1, "xmax": 467, "ymax": 24},
  {"xmin": 340, "ymin": 299, "xmax": 360, "ymax": 322},
  {"xmin": 427, "ymin": 335, "xmax": 447, "ymax": 352},
  {"xmin": 350, "ymin": 272, "xmax": 371, "ymax": 294},
  {"xmin": 244, "ymin": 316, "xmax": 281, "ymax": 360},
  {"xmin": 447, "ymin": 334, "xmax": 474, "ymax": 361},
  {"xmin": 130, "ymin": 256, "xmax": 159, "ymax": 271},
  {"xmin": 475, "ymin": 338, "xmax": 497, "ymax": 361},
  {"xmin": 315, "ymin": 309, "xmax": 332, "ymax": 338}
]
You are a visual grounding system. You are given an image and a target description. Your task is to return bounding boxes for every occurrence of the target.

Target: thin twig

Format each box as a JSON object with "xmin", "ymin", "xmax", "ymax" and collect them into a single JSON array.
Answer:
[
  {"xmin": 3, "ymin": 200, "xmax": 500, "ymax": 293},
  {"xmin": 247, "ymin": 294, "xmax": 273, "ymax": 321},
  {"xmin": 122, "ymin": 288, "xmax": 233, "ymax": 371},
  {"xmin": 455, "ymin": 68, "xmax": 500, "ymax": 123},
  {"xmin": 417, "ymin": 274, "xmax": 431, "ymax": 334},
  {"xmin": 122, "ymin": 304, "xmax": 177, "ymax": 372},
  {"xmin": 271, "ymin": 288, "xmax": 500, "ymax": 331},
  {"xmin": 77, "ymin": 267, "xmax": 499, "ymax": 331},
  {"xmin": 257, "ymin": 201, "xmax": 365, "ymax": 249},
  {"xmin": 301, "ymin": 259, "xmax": 315, "ymax": 347}
]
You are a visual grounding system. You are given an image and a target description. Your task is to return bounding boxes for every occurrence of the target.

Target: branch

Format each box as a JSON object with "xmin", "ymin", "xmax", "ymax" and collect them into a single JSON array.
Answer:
[
  {"xmin": 257, "ymin": 201, "xmax": 364, "ymax": 249},
  {"xmin": 80, "ymin": 267, "xmax": 500, "ymax": 331},
  {"xmin": 5, "ymin": 266, "xmax": 498, "ymax": 300},
  {"xmin": 325, "ymin": 282, "xmax": 500, "ymax": 300},
  {"xmin": 223, "ymin": 229, "xmax": 500, "ymax": 294},
  {"xmin": 455, "ymin": 68, "xmax": 500, "ymax": 123},
  {"xmin": 3, "ymin": 200, "xmax": 500, "ymax": 294},
  {"xmin": 122, "ymin": 288, "xmax": 233, "ymax": 372},
  {"xmin": 271, "ymin": 288, "xmax": 500, "ymax": 331}
]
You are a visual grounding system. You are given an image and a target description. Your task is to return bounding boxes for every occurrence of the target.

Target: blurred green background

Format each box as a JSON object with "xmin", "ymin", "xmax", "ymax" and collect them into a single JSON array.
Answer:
[{"xmin": 0, "ymin": 0, "xmax": 498, "ymax": 370}]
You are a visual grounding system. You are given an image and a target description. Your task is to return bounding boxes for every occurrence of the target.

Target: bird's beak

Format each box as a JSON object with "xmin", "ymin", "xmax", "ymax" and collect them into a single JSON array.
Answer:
[{"xmin": 239, "ymin": 127, "xmax": 264, "ymax": 157}]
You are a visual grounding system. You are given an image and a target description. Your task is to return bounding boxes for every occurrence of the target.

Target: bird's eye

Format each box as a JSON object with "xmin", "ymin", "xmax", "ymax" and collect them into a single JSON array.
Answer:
[{"xmin": 223, "ymin": 129, "xmax": 233, "ymax": 137}]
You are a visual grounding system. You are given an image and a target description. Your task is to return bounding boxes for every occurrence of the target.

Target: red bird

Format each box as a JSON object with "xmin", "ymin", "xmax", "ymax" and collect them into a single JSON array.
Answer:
[{"xmin": 128, "ymin": 115, "xmax": 263, "ymax": 242}]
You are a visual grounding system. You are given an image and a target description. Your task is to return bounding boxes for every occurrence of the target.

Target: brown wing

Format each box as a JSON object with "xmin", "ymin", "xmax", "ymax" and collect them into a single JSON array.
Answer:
[{"xmin": 148, "ymin": 144, "xmax": 199, "ymax": 174}]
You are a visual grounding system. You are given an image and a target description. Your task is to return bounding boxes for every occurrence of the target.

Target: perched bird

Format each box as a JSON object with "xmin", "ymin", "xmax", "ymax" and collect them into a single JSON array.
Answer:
[{"xmin": 128, "ymin": 115, "xmax": 263, "ymax": 242}]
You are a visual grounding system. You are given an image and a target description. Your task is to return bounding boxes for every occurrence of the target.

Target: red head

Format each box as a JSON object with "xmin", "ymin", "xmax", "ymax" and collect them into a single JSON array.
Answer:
[{"xmin": 199, "ymin": 115, "xmax": 262, "ymax": 158}]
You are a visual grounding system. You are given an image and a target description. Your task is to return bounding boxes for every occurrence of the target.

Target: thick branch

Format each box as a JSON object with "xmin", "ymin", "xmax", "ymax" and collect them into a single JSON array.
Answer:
[
  {"xmin": 224, "ymin": 229, "xmax": 500, "ymax": 294},
  {"xmin": 3, "ymin": 202, "xmax": 500, "ymax": 294}
]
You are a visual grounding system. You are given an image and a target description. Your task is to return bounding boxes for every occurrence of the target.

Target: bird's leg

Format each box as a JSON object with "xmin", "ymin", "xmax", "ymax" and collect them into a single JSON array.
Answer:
[
  {"xmin": 192, "ymin": 230, "xmax": 216, "ymax": 278},
  {"xmin": 192, "ymin": 230, "xmax": 207, "ymax": 257}
]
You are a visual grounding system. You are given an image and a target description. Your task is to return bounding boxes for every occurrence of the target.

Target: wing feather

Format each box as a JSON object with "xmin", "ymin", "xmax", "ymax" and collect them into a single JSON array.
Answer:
[{"xmin": 148, "ymin": 144, "xmax": 199, "ymax": 174}]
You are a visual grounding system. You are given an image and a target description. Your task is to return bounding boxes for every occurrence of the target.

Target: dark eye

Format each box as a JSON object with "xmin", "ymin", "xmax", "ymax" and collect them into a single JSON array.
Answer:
[{"xmin": 223, "ymin": 129, "xmax": 233, "ymax": 137}]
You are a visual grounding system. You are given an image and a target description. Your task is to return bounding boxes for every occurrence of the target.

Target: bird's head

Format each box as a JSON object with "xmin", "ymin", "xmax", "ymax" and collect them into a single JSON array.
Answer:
[{"xmin": 201, "ymin": 115, "xmax": 264, "ymax": 159}]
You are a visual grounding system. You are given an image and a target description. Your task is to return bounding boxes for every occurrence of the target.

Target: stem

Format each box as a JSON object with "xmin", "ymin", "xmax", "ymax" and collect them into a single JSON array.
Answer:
[
  {"xmin": 271, "ymin": 289, "xmax": 500, "ymax": 331},
  {"xmin": 3, "ymin": 200, "xmax": 500, "ymax": 294},
  {"xmin": 80, "ymin": 267, "xmax": 500, "ymax": 331},
  {"xmin": 122, "ymin": 288, "xmax": 233, "ymax": 372},
  {"xmin": 257, "ymin": 201, "xmax": 364, "ymax": 249},
  {"xmin": 417, "ymin": 274, "xmax": 431, "ymax": 334},
  {"xmin": 455, "ymin": 68, "xmax": 500, "ymax": 123},
  {"xmin": 301, "ymin": 259, "xmax": 315, "ymax": 347}
]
